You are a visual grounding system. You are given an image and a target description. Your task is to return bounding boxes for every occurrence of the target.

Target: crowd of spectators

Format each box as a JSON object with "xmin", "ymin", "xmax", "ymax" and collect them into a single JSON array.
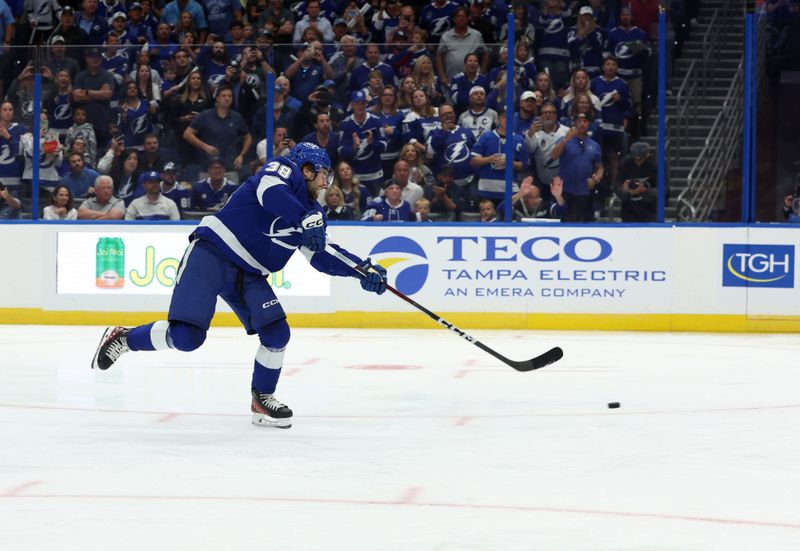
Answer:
[{"xmin": 0, "ymin": 0, "xmax": 676, "ymax": 223}]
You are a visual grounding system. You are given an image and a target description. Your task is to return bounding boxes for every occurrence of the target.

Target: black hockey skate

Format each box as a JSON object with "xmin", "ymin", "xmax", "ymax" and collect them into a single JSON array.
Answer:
[
  {"xmin": 91, "ymin": 326, "xmax": 131, "ymax": 370},
  {"xmin": 251, "ymin": 389, "xmax": 293, "ymax": 429}
]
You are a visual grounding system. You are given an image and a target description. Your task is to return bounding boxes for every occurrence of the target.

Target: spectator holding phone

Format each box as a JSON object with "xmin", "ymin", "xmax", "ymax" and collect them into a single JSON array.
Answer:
[
  {"xmin": 339, "ymin": 90, "xmax": 388, "ymax": 196},
  {"xmin": 551, "ymin": 113, "xmax": 603, "ymax": 222},
  {"xmin": 0, "ymin": 183, "xmax": 21, "ymax": 219},
  {"xmin": 615, "ymin": 141, "xmax": 659, "ymax": 222}
]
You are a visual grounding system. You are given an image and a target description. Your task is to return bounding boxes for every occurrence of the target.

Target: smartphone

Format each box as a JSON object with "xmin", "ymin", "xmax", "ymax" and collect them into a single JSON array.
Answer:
[{"xmin": 0, "ymin": 183, "xmax": 5, "ymax": 192}]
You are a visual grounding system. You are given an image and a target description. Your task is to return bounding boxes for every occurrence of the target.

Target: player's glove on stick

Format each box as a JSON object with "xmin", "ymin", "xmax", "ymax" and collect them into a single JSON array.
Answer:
[
  {"xmin": 358, "ymin": 258, "xmax": 387, "ymax": 295},
  {"xmin": 300, "ymin": 210, "xmax": 325, "ymax": 252}
]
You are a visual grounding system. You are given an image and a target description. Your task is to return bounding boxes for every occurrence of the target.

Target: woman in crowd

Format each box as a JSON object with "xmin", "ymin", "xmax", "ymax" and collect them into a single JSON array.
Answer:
[
  {"xmin": 0, "ymin": 101, "xmax": 25, "ymax": 189},
  {"xmin": 109, "ymin": 149, "xmax": 141, "ymax": 206},
  {"xmin": 334, "ymin": 160, "xmax": 369, "ymax": 217},
  {"xmin": 560, "ymin": 68, "xmax": 602, "ymax": 118},
  {"xmin": 412, "ymin": 55, "xmax": 443, "ymax": 107},
  {"xmin": 449, "ymin": 52, "xmax": 489, "ymax": 115},
  {"xmin": 46, "ymin": 70, "xmax": 73, "ymax": 139},
  {"xmin": 42, "ymin": 185, "xmax": 77, "ymax": 220},
  {"xmin": 397, "ymin": 76, "xmax": 416, "ymax": 112},
  {"xmin": 401, "ymin": 88, "xmax": 438, "ymax": 155},
  {"xmin": 371, "ymin": 85, "xmax": 404, "ymax": 183},
  {"xmin": 499, "ymin": 4, "xmax": 536, "ymax": 44},
  {"xmin": 512, "ymin": 39, "xmax": 537, "ymax": 92},
  {"xmin": 174, "ymin": 11, "xmax": 197, "ymax": 44},
  {"xmin": 22, "ymin": 112, "xmax": 62, "ymax": 194},
  {"xmin": 119, "ymin": 80, "xmax": 155, "ymax": 150},
  {"xmin": 562, "ymin": 92, "xmax": 603, "ymax": 145},
  {"xmin": 569, "ymin": 8, "xmax": 606, "ymax": 78},
  {"xmin": 135, "ymin": 64, "xmax": 162, "ymax": 113},
  {"xmin": 400, "ymin": 143, "xmax": 435, "ymax": 191},
  {"xmin": 322, "ymin": 184, "xmax": 356, "ymax": 221},
  {"xmin": 534, "ymin": 71, "xmax": 559, "ymax": 105},
  {"xmin": 363, "ymin": 69, "xmax": 384, "ymax": 108},
  {"xmin": 171, "ymin": 70, "xmax": 212, "ymax": 168}
]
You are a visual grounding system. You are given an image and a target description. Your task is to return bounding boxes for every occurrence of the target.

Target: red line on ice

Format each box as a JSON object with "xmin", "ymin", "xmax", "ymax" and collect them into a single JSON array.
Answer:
[{"xmin": 1, "ymin": 481, "xmax": 42, "ymax": 496}]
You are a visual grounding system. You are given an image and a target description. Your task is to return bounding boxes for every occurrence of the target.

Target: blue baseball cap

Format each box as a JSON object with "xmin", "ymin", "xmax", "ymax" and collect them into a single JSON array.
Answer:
[
  {"xmin": 350, "ymin": 90, "xmax": 367, "ymax": 103},
  {"xmin": 322, "ymin": 79, "xmax": 336, "ymax": 88},
  {"xmin": 138, "ymin": 170, "xmax": 161, "ymax": 184}
]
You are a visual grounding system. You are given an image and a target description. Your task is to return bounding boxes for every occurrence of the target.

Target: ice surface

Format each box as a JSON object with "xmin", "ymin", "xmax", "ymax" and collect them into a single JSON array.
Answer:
[{"xmin": 1, "ymin": 325, "xmax": 799, "ymax": 550}]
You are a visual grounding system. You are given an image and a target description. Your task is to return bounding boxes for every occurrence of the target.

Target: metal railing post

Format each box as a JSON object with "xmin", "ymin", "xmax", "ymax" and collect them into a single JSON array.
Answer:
[
  {"xmin": 504, "ymin": 10, "xmax": 514, "ymax": 223},
  {"xmin": 658, "ymin": 10, "xmax": 666, "ymax": 222}
]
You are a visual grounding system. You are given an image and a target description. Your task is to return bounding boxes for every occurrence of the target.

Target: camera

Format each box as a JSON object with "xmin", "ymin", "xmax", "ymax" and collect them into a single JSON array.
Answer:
[
  {"xmin": 0, "ymin": 183, "xmax": 6, "ymax": 192},
  {"xmin": 628, "ymin": 180, "xmax": 640, "ymax": 190}
]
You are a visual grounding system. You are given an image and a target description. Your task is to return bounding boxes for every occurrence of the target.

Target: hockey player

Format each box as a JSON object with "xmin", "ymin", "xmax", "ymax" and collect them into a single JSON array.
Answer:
[{"xmin": 91, "ymin": 143, "xmax": 387, "ymax": 429}]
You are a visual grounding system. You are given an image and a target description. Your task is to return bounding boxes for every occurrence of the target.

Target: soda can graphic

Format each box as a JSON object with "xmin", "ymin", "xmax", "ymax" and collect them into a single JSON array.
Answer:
[{"xmin": 96, "ymin": 237, "xmax": 125, "ymax": 288}]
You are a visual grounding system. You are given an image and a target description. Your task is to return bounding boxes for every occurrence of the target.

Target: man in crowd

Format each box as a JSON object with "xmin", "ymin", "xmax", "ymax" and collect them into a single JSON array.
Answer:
[
  {"xmin": 72, "ymin": 48, "xmax": 116, "ymax": 147},
  {"xmin": 429, "ymin": 166, "xmax": 467, "ymax": 218},
  {"xmin": 436, "ymin": 7, "xmax": 487, "ymax": 88},
  {"xmin": 125, "ymin": 170, "xmax": 181, "ymax": 220},
  {"xmin": 78, "ymin": 0, "xmax": 110, "ymax": 46},
  {"xmin": 193, "ymin": 156, "xmax": 238, "ymax": 212},
  {"xmin": 62, "ymin": 151, "xmax": 100, "ymax": 198},
  {"xmin": 301, "ymin": 111, "xmax": 340, "ymax": 169},
  {"xmin": 350, "ymin": 43, "xmax": 396, "ymax": 92},
  {"xmin": 362, "ymin": 180, "xmax": 415, "ymax": 222},
  {"xmin": 383, "ymin": 159, "xmax": 424, "ymax": 207},
  {"xmin": 77, "ymin": 174, "xmax": 125, "ymax": 220},
  {"xmin": 458, "ymin": 86, "xmax": 497, "ymax": 140},
  {"xmin": 551, "ymin": 113, "xmax": 604, "ymax": 222},
  {"xmin": 159, "ymin": 162, "xmax": 193, "ymax": 214},
  {"xmin": 338, "ymin": 90, "xmax": 387, "ymax": 196},
  {"xmin": 470, "ymin": 109, "xmax": 527, "ymax": 203},
  {"xmin": 525, "ymin": 101, "xmax": 569, "ymax": 192},
  {"xmin": 138, "ymin": 133, "xmax": 165, "ymax": 173},
  {"xmin": 292, "ymin": 0, "xmax": 333, "ymax": 43},
  {"xmin": 497, "ymin": 175, "xmax": 568, "ymax": 221},
  {"xmin": 427, "ymin": 104, "xmax": 475, "ymax": 189},
  {"xmin": 615, "ymin": 141, "xmax": 659, "ymax": 222}
]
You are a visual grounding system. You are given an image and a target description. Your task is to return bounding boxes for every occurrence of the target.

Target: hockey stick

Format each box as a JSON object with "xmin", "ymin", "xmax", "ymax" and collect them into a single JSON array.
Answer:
[{"xmin": 325, "ymin": 245, "xmax": 563, "ymax": 372}]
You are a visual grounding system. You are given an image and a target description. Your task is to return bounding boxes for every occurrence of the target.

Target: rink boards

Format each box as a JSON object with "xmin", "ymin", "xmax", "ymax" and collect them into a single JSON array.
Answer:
[{"xmin": 1, "ymin": 222, "xmax": 799, "ymax": 332}]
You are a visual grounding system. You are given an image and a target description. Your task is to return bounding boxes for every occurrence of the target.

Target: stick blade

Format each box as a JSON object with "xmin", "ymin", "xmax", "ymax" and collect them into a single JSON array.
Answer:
[{"xmin": 509, "ymin": 346, "xmax": 564, "ymax": 372}]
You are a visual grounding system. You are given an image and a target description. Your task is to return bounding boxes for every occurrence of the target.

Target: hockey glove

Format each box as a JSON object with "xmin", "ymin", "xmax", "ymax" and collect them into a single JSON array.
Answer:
[
  {"xmin": 358, "ymin": 258, "xmax": 387, "ymax": 295},
  {"xmin": 300, "ymin": 210, "xmax": 326, "ymax": 252}
]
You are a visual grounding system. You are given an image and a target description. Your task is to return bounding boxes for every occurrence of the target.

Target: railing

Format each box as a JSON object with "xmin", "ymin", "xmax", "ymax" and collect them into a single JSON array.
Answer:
[
  {"xmin": 677, "ymin": 61, "xmax": 744, "ymax": 221},
  {"xmin": 667, "ymin": 60, "xmax": 698, "ymax": 170},
  {"xmin": 699, "ymin": 4, "xmax": 735, "ymax": 102}
]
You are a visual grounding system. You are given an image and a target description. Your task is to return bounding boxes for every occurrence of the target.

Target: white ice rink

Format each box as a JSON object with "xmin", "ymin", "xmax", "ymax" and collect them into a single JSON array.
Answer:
[{"xmin": 1, "ymin": 325, "xmax": 799, "ymax": 550}]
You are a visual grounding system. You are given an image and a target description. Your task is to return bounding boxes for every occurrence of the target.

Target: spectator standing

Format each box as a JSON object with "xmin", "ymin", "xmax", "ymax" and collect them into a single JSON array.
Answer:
[
  {"xmin": 201, "ymin": 0, "xmax": 241, "ymax": 39},
  {"xmin": 42, "ymin": 184, "xmax": 78, "ymax": 220},
  {"xmin": 513, "ymin": 91, "xmax": 541, "ymax": 137},
  {"xmin": 449, "ymin": 52, "xmax": 489, "ymax": 116},
  {"xmin": 499, "ymin": 4, "xmax": 536, "ymax": 44},
  {"xmin": 370, "ymin": 85, "xmax": 404, "ymax": 183},
  {"xmin": 22, "ymin": 112, "xmax": 63, "ymax": 193},
  {"xmin": 615, "ymin": 141, "xmax": 659, "ymax": 222},
  {"xmin": 401, "ymin": 88, "xmax": 439, "ymax": 154},
  {"xmin": 77, "ymin": 0, "xmax": 110, "ymax": 45},
  {"xmin": 412, "ymin": 55, "xmax": 445, "ymax": 107},
  {"xmin": 6, "ymin": 63, "xmax": 44, "ymax": 130},
  {"xmin": 562, "ymin": 92, "xmax": 603, "ymax": 145},
  {"xmin": 285, "ymin": 41, "xmax": 334, "ymax": 105},
  {"xmin": 426, "ymin": 104, "xmax": 475, "ymax": 188},
  {"xmin": 192, "ymin": 156, "xmax": 237, "ymax": 212},
  {"xmin": 108, "ymin": 148, "xmax": 140, "ymax": 205},
  {"xmin": 0, "ymin": 100, "xmax": 25, "ymax": 189},
  {"xmin": 421, "ymin": 0, "xmax": 458, "ymax": 45},
  {"xmin": 322, "ymin": 184, "xmax": 356, "ymax": 221},
  {"xmin": 221, "ymin": 60, "xmax": 260, "ymax": 127},
  {"xmin": 183, "ymin": 84, "xmax": 252, "ymax": 181},
  {"xmin": 126, "ymin": 170, "xmax": 181, "ymax": 220},
  {"xmin": 436, "ymin": 6, "xmax": 487, "ymax": 87},
  {"xmin": 137, "ymin": 133, "xmax": 165, "ymax": 173},
  {"xmin": 551, "ymin": 113, "xmax": 603, "ymax": 222},
  {"xmin": 469, "ymin": 109, "xmax": 527, "ymax": 203},
  {"xmin": 158, "ymin": 162, "xmax": 192, "ymax": 213},
  {"xmin": 256, "ymin": 0, "xmax": 295, "ymax": 45},
  {"xmin": 512, "ymin": 39, "xmax": 537, "ymax": 92},
  {"xmin": 569, "ymin": 7, "xmax": 606, "ymax": 78},
  {"xmin": 338, "ymin": 90, "xmax": 387, "ymax": 196},
  {"xmin": 561, "ymin": 68, "xmax": 603, "ymax": 117},
  {"xmin": 72, "ymin": 48, "xmax": 116, "ymax": 147},
  {"xmin": 467, "ymin": 0, "xmax": 498, "ymax": 48},
  {"xmin": 327, "ymin": 34, "xmax": 363, "ymax": 106},
  {"xmin": 496, "ymin": 175, "xmax": 568, "ymax": 221},
  {"xmin": 457, "ymin": 86, "xmax": 497, "ymax": 140},
  {"xmin": 300, "ymin": 111, "xmax": 341, "ymax": 170},
  {"xmin": 118, "ymin": 80, "xmax": 155, "ymax": 150},
  {"xmin": 57, "ymin": 6, "xmax": 89, "ymax": 61},
  {"xmin": 161, "ymin": 0, "xmax": 208, "ymax": 36},
  {"xmin": 534, "ymin": 0, "xmax": 571, "ymax": 88},
  {"xmin": 62, "ymin": 151, "xmax": 100, "ymax": 197},
  {"xmin": 350, "ymin": 43, "xmax": 396, "ymax": 93},
  {"xmin": 45, "ymin": 35, "xmax": 80, "ymax": 81},
  {"xmin": 525, "ymin": 101, "xmax": 568, "ymax": 189},
  {"xmin": 77, "ymin": 174, "xmax": 125, "ymax": 219},
  {"xmin": 606, "ymin": 6, "xmax": 650, "ymax": 138},
  {"xmin": 23, "ymin": 0, "xmax": 60, "ymax": 45},
  {"xmin": 149, "ymin": 23, "xmax": 179, "ymax": 72},
  {"xmin": 171, "ymin": 69, "xmax": 212, "ymax": 168},
  {"xmin": 292, "ymin": 0, "xmax": 333, "ymax": 44},
  {"xmin": 64, "ymin": 106, "xmax": 97, "ymax": 164},
  {"xmin": 362, "ymin": 180, "xmax": 415, "ymax": 222},
  {"xmin": 590, "ymin": 56, "xmax": 631, "ymax": 195}
]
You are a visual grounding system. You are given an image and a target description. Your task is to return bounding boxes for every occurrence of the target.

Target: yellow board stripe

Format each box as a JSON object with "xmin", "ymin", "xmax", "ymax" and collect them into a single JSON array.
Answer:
[{"xmin": 2, "ymin": 308, "xmax": 800, "ymax": 333}]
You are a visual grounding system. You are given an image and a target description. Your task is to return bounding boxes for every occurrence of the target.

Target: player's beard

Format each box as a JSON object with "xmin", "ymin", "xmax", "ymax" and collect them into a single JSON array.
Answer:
[{"xmin": 306, "ymin": 178, "xmax": 319, "ymax": 202}]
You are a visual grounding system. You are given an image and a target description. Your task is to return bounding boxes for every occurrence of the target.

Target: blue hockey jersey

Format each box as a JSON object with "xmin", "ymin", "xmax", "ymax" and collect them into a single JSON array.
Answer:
[
  {"xmin": 568, "ymin": 28, "xmax": 606, "ymax": 76},
  {"xmin": 48, "ymin": 92, "xmax": 73, "ymax": 132},
  {"xmin": 449, "ymin": 72, "xmax": 489, "ymax": 116},
  {"xmin": 192, "ymin": 178, "xmax": 239, "ymax": 211},
  {"xmin": 338, "ymin": 113, "xmax": 388, "ymax": 190},
  {"xmin": 361, "ymin": 197, "xmax": 415, "ymax": 222},
  {"xmin": 0, "ymin": 122, "xmax": 24, "ymax": 182},
  {"xmin": 161, "ymin": 183, "xmax": 193, "ymax": 212},
  {"xmin": 536, "ymin": 15, "xmax": 571, "ymax": 63},
  {"xmin": 420, "ymin": 0, "xmax": 458, "ymax": 43},
  {"xmin": 426, "ymin": 125, "xmax": 475, "ymax": 183},
  {"xmin": 605, "ymin": 26, "xmax": 650, "ymax": 79},
  {"xmin": 471, "ymin": 130, "xmax": 528, "ymax": 199},
  {"xmin": 590, "ymin": 75, "xmax": 631, "ymax": 135},
  {"xmin": 119, "ymin": 100, "xmax": 154, "ymax": 149},
  {"xmin": 193, "ymin": 155, "xmax": 362, "ymax": 277}
]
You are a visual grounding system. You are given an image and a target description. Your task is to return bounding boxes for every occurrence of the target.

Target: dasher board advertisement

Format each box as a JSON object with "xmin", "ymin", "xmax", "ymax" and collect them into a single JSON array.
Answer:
[{"xmin": 56, "ymin": 232, "xmax": 330, "ymax": 297}]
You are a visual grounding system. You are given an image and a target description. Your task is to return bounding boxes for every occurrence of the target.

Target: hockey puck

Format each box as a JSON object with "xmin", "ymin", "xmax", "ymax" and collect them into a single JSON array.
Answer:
[{"xmin": 607, "ymin": 402, "xmax": 620, "ymax": 409}]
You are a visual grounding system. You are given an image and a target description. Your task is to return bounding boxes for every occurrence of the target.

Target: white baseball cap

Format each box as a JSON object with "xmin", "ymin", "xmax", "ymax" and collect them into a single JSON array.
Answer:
[
  {"xmin": 520, "ymin": 91, "xmax": 537, "ymax": 101},
  {"xmin": 579, "ymin": 6, "xmax": 594, "ymax": 16},
  {"xmin": 469, "ymin": 86, "xmax": 486, "ymax": 96}
]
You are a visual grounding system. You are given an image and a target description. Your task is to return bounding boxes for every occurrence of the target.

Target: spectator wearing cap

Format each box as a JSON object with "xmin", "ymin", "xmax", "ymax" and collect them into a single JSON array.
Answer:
[
  {"xmin": 23, "ymin": 0, "xmax": 61, "ymax": 45},
  {"xmin": 457, "ymin": 85, "xmax": 497, "ymax": 140},
  {"xmin": 221, "ymin": 59, "xmax": 259, "ymax": 126},
  {"xmin": 57, "ymin": 5, "xmax": 90, "ymax": 57},
  {"xmin": 158, "ymin": 162, "xmax": 192, "ymax": 213},
  {"xmin": 361, "ymin": 179, "xmax": 415, "ymax": 222},
  {"xmin": 125, "ymin": 3, "xmax": 149, "ymax": 44},
  {"xmin": 201, "ymin": 0, "xmax": 242, "ymax": 39},
  {"xmin": 292, "ymin": 0, "xmax": 333, "ymax": 44},
  {"xmin": 77, "ymin": 175, "xmax": 126, "ymax": 219},
  {"xmin": 192, "ymin": 155, "xmax": 237, "ymax": 211},
  {"xmin": 568, "ymin": 6, "xmax": 606, "ymax": 79},
  {"xmin": 350, "ymin": 44, "xmax": 396, "ymax": 93},
  {"xmin": 381, "ymin": 159, "xmax": 424, "ymax": 207},
  {"xmin": 327, "ymin": 35, "xmax": 364, "ymax": 105},
  {"xmin": 45, "ymin": 35, "xmax": 81, "ymax": 80},
  {"xmin": 256, "ymin": 0, "xmax": 295, "ymax": 44},
  {"xmin": 285, "ymin": 40, "xmax": 334, "ymax": 106},
  {"xmin": 72, "ymin": 48, "xmax": 117, "ymax": 147},
  {"xmin": 385, "ymin": 29, "xmax": 416, "ymax": 81},
  {"xmin": 62, "ymin": 150, "xmax": 101, "ymax": 198},
  {"xmin": 184, "ymin": 83, "xmax": 251, "ymax": 181},
  {"xmin": 126, "ymin": 170, "xmax": 181, "ymax": 220},
  {"xmin": 339, "ymin": 90, "xmax": 388, "ymax": 197},
  {"xmin": 449, "ymin": 52, "xmax": 489, "ymax": 117},
  {"xmin": 108, "ymin": 11, "xmax": 136, "ymax": 47},
  {"xmin": 426, "ymin": 103, "xmax": 475, "ymax": 189},
  {"xmin": 551, "ymin": 112, "xmax": 603, "ymax": 222},
  {"xmin": 513, "ymin": 91, "xmax": 540, "ymax": 136},
  {"xmin": 436, "ymin": 6, "xmax": 488, "ymax": 88},
  {"xmin": 162, "ymin": 0, "xmax": 208, "ymax": 36},
  {"xmin": 525, "ymin": 101, "xmax": 568, "ymax": 190},
  {"xmin": 300, "ymin": 108, "xmax": 341, "ymax": 169},
  {"xmin": 78, "ymin": 0, "xmax": 110, "ymax": 45},
  {"xmin": 615, "ymin": 141, "xmax": 660, "ymax": 223},
  {"xmin": 470, "ymin": 109, "xmax": 528, "ymax": 203}
]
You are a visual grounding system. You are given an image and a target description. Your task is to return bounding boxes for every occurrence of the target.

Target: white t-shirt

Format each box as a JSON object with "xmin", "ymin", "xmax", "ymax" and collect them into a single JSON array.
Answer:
[{"xmin": 526, "ymin": 123, "xmax": 570, "ymax": 185}]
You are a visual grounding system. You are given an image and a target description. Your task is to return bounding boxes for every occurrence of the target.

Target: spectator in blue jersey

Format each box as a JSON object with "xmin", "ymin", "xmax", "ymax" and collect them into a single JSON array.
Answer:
[
  {"xmin": 108, "ymin": 148, "xmax": 141, "ymax": 205},
  {"xmin": 478, "ymin": 198, "xmax": 497, "ymax": 222},
  {"xmin": 590, "ymin": 56, "xmax": 631, "ymax": 196},
  {"xmin": 77, "ymin": 174, "xmax": 126, "ymax": 219},
  {"xmin": 77, "ymin": 0, "xmax": 110, "ymax": 45},
  {"xmin": 370, "ymin": 86, "xmax": 404, "ymax": 182},
  {"xmin": 569, "ymin": 7, "xmax": 606, "ymax": 78},
  {"xmin": 526, "ymin": 101, "xmax": 569, "ymax": 191},
  {"xmin": 351, "ymin": 43, "xmax": 397, "ymax": 93},
  {"xmin": 449, "ymin": 52, "xmax": 489, "ymax": 116},
  {"xmin": 411, "ymin": 55, "xmax": 445, "ymax": 107},
  {"xmin": 162, "ymin": 0, "xmax": 208, "ymax": 36},
  {"xmin": 615, "ymin": 141, "xmax": 660, "ymax": 223},
  {"xmin": 339, "ymin": 90, "xmax": 388, "ymax": 197},
  {"xmin": 426, "ymin": 103, "xmax": 475, "ymax": 189},
  {"xmin": 149, "ymin": 23, "xmax": 179, "ymax": 72},
  {"xmin": 385, "ymin": 30, "xmax": 417, "ymax": 82},
  {"xmin": 158, "ymin": 162, "xmax": 193, "ymax": 213},
  {"xmin": 0, "ymin": 182, "xmax": 20, "ymax": 219},
  {"xmin": 184, "ymin": 83, "xmax": 252, "ymax": 181},
  {"xmin": 560, "ymin": 68, "xmax": 602, "ymax": 118},
  {"xmin": 551, "ymin": 113, "xmax": 603, "ymax": 222},
  {"xmin": 497, "ymin": 175, "xmax": 568, "ymax": 222},
  {"xmin": 429, "ymin": 166, "xmax": 467, "ymax": 218},
  {"xmin": 469, "ymin": 109, "xmax": 527, "ymax": 203},
  {"xmin": 513, "ymin": 91, "xmax": 541, "ymax": 137},
  {"xmin": 193, "ymin": 156, "xmax": 238, "ymax": 212},
  {"xmin": 6, "ymin": 63, "xmax": 42, "ymax": 131},
  {"xmin": 124, "ymin": 3, "xmax": 149, "ymax": 45},
  {"xmin": 201, "ymin": 0, "xmax": 241, "ymax": 39},
  {"xmin": 125, "ymin": 170, "xmax": 181, "ymax": 220},
  {"xmin": 0, "ymin": 101, "xmax": 25, "ymax": 190},
  {"xmin": 97, "ymin": 0, "xmax": 124, "ymax": 20},
  {"xmin": 330, "ymin": 160, "xmax": 368, "ymax": 215},
  {"xmin": 301, "ymin": 111, "xmax": 340, "ymax": 170},
  {"xmin": 436, "ymin": 7, "xmax": 488, "ymax": 89},
  {"xmin": 606, "ymin": 6, "xmax": 650, "ymax": 138},
  {"xmin": 118, "ymin": 80, "xmax": 155, "ymax": 150},
  {"xmin": 62, "ymin": 151, "xmax": 101, "ymax": 198},
  {"xmin": 458, "ymin": 86, "xmax": 497, "ymax": 141},
  {"xmin": 401, "ymin": 88, "xmax": 439, "ymax": 156},
  {"xmin": 534, "ymin": 0, "xmax": 571, "ymax": 88},
  {"xmin": 362, "ymin": 180, "xmax": 415, "ymax": 222},
  {"xmin": 512, "ymin": 40, "xmax": 537, "ymax": 92},
  {"xmin": 322, "ymin": 183, "xmax": 356, "ymax": 221},
  {"xmin": 285, "ymin": 41, "xmax": 334, "ymax": 105}
]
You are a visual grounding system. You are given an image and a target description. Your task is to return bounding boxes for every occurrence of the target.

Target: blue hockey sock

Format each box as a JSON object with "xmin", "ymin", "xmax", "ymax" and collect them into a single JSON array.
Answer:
[
  {"xmin": 252, "ymin": 319, "xmax": 290, "ymax": 393},
  {"xmin": 127, "ymin": 321, "xmax": 171, "ymax": 351}
]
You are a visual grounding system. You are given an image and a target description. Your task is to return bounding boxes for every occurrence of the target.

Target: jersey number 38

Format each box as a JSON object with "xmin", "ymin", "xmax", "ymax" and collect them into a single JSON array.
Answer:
[{"xmin": 265, "ymin": 161, "xmax": 292, "ymax": 179}]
